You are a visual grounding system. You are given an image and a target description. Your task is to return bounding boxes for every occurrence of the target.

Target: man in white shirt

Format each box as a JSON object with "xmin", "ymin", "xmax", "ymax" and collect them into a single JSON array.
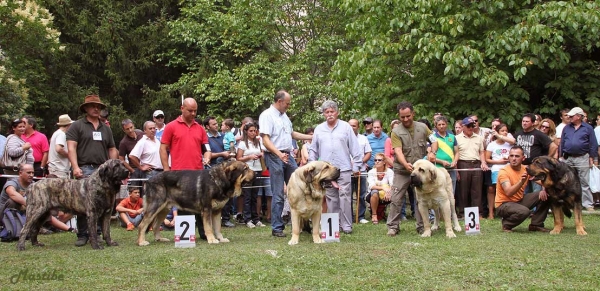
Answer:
[
  {"xmin": 48, "ymin": 115, "xmax": 74, "ymax": 178},
  {"xmin": 349, "ymin": 119, "xmax": 372, "ymax": 224},
  {"xmin": 555, "ymin": 108, "xmax": 570, "ymax": 145},
  {"xmin": 129, "ymin": 121, "xmax": 163, "ymax": 179}
]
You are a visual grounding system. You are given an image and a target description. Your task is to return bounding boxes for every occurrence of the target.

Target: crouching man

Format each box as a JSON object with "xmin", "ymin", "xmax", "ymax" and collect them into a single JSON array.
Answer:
[
  {"xmin": 116, "ymin": 187, "xmax": 143, "ymax": 231},
  {"xmin": 495, "ymin": 146, "xmax": 550, "ymax": 233}
]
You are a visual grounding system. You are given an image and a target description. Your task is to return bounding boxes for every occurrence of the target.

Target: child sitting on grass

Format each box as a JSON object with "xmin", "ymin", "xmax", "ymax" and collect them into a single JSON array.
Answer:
[{"xmin": 115, "ymin": 187, "xmax": 143, "ymax": 231}]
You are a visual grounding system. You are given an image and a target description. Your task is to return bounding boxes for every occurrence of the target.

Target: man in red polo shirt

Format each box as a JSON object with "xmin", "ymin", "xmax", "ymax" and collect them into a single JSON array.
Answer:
[
  {"xmin": 160, "ymin": 98, "xmax": 211, "ymax": 171},
  {"xmin": 21, "ymin": 116, "xmax": 50, "ymax": 177}
]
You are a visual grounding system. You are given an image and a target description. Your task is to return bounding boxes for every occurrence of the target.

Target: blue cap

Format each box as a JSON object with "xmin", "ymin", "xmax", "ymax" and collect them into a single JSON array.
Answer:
[{"xmin": 462, "ymin": 117, "xmax": 474, "ymax": 126}]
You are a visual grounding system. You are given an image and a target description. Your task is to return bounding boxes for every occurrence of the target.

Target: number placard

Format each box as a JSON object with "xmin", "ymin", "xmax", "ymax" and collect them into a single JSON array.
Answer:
[
  {"xmin": 174, "ymin": 215, "xmax": 196, "ymax": 248},
  {"xmin": 464, "ymin": 207, "xmax": 481, "ymax": 235},
  {"xmin": 319, "ymin": 213, "xmax": 340, "ymax": 243}
]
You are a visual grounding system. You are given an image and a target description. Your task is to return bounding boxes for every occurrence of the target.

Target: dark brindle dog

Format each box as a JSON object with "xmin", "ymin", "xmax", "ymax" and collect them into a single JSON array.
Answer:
[
  {"xmin": 17, "ymin": 159, "xmax": 130, "ymax": 250},
  {"xmin": 137, "ymin": 161, "xmax": 255, "ymax": 246},
  {"xmin": 526, "ymin": 156, "xmax": 587, "ymax": 235}
]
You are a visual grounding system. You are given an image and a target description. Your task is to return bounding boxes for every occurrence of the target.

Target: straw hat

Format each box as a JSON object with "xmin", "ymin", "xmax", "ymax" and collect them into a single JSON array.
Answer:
[{"xmin": 56, "ymin": 114, "xmax": 74, "ymax": 126}]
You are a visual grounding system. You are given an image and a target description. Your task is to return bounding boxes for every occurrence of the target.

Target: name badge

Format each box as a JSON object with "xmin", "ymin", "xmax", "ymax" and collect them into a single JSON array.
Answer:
[{"xmin": 93, "ymin": 131, "xmax": 102, "ymax": 141}]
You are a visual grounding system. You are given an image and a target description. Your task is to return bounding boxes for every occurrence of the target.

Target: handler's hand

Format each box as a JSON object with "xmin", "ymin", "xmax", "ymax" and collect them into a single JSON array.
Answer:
[
  {"xmin": 539, "ymin": 190, "xmax": 548, "ymax": 201},
  {"xmin": 404, "ymin": 163, "xmax": 414, "ymax": 172},
  {"xmin": 73, "ymin": 168, "xmax": 83, "ymax": 179}
]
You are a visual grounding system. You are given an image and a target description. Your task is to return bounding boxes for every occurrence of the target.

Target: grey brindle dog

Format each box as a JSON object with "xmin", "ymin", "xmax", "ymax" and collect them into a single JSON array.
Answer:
[{"xmin": 17, "ymin": 159, "xmax": 130, "ymax": 250}]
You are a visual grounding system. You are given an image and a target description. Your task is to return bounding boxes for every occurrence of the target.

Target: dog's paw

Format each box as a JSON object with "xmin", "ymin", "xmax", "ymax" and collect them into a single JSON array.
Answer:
[
  {"xmin": 155, "ymin": 237, "xmax": 170, "ymax": 242},
  {"xmin": 16, "ymin": 245, "xmax": 25, "ymax": 251},
  {"xmin": 218, "ymin": 238, "xmax": 230, "ymax": 243},
  {"xmin": 107, "ymin": 241, "xmax": 118, "ymax": 246},
  {"xmin": 32, "ymin": 242, "xmax": 45, "ymax": 247},
  {"xmin": 421, "ymin": 230, "xmax": 432, "ymax": 237},
  {"xmin": 446, "ymin": 231, "xmax": 456, "ymax": 238},
  {"xmin": 288, "ymin": 239, "xmax": 299, "ymax": 245},
  {"xmin": 453, "ymin": 225, "xmax": 462, "ymax": 232},
  {"xmin": 576, "ymin": 229, "xmax": 588, "ymax": 236},
  {"xmin": 549, "ymin": 228, "xmax": 562, "ymax": 235},
  {"xmin": 138, "ymin": 241, "xmax": 150, "ymax": 246},
  {"xmin": 92, "ymin": 244, "xmax": 104, "ymax": 250},
  {"xmin": 312, "ymin": 237, "xmax": 323, "ymax": 244},
  {"xmin": 207, "ymin": 238, "xmax": 220, "ymax": 244},
  {"xmin": 431, "ymin": 225, "xmax": 439, "ymax": 231}
]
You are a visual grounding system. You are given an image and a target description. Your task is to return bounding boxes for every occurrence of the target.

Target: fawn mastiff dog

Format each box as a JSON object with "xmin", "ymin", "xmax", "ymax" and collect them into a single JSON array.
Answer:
[
  {"xmin": 287, "ymin": 161, "xmax": 340, "ymax": 245},
  {"xmin": 410, "ymin": 159, "xmax": 461, "ymax": 238}
]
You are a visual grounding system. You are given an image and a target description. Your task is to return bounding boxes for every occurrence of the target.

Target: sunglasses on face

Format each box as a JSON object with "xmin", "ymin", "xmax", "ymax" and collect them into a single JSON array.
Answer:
[
  {"xmin": 374, "ymin": 159, "xmax": 383, "ymax": 162},
  {"xmin": 472, "ymin": 119, "xmax": 478, "ymax": 123},
  {"xmin": 155, "ymin": 115, "xmax": 164, "ymax": 119},
  {"xmin": 540, "ymin": 125, "xmax": 549, "ymax": 129},
  {"xmin": 465, "ymin": 124, "xmax": 475, "ymax": 128}
]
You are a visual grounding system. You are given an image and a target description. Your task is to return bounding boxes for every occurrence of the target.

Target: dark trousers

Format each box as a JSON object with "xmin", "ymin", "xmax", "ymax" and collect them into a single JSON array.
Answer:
[
  {"xmin": 496, "ymin": 191, "xmax": 550, "ymax": 229},
  {"xmin": 458, "ymin": 160, "xmax": 483, "ymax": 214},
  {"xmin": 33, "ymin": 162, "xmax": 44, "ymax": 177},
  {"xmin": 243, "ymin": 172, "xmax": 261, "ymax": 224}
]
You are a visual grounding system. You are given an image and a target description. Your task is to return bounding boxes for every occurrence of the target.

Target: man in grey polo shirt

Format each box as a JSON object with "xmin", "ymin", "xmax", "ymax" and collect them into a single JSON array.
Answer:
[
  {"xmin": 309, "ymin": 100, "xmax": 362, "ymax": 234},
  {"xmin": 259, "ymin": 90, "xmax": 313, "ymax": 237}
]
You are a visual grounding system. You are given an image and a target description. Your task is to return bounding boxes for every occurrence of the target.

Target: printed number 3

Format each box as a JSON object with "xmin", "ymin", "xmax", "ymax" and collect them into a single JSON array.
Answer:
[{"xmin": 468, "ymin": 212, "xmax": 476, "ymax": 229}]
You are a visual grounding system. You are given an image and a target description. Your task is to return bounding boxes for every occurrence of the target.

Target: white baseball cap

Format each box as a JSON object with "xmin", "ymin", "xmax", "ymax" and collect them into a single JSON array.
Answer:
[
  {"xmin": 153, "ymin": 110, "xmax": 164, "ymax": 117},
  {"xmin": 567, "ymin": 107, "xmax": 584, "ymax": 117}
]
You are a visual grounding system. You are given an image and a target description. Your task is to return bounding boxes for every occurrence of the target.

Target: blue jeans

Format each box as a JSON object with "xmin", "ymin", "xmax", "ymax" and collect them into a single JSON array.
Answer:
[
  {"xmin": 265, "ymin": 152, "xmax": 298, "ymax": 232},
  {"xmin": 351, "ymin": 173, "xmax": 368, "ymax": 220}
]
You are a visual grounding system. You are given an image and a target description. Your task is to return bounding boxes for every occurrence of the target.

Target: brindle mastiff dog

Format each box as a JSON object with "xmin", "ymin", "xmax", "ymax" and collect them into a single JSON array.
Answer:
[
  {"xmin": 137, "ymin": 161, "xmax": 255, "ymax": 246},
  {"xmin": 17, "ymin": 159, "xmax": 130, "ymax": 250},
  {"xmin": 287, "ymin": 161, "xmax": 340, "ymax": 245},
  {"xmin": 526, "ymin": 156, "xmax": 587, "ymax": 235}
]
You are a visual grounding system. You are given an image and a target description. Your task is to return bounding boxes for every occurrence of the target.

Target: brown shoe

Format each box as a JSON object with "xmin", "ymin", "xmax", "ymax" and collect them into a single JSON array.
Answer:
[
  {"xmin": 528, "ymin": 225, "xmax": 550, "ymax": 232},
  {"xmin": 387, "ymin": 229, "xmax": 398, "ymax": 237},
  {"xmin": 502, "ymin": 226, "xmax": 513, "ymax": 233},
  {"xmin": 585, "ymin": 207, "xmax": 595, "ymax": 212}
]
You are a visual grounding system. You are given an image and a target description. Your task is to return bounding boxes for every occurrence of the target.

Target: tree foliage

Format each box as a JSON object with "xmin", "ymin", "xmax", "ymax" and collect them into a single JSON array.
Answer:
[{"xmin": 333, "ymin": 0, "xmax": 600, "ymax": 128}]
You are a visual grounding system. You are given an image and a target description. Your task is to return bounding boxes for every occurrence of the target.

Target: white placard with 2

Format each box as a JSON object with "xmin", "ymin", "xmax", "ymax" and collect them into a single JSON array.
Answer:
[
  {"xmin": 174, "ymin": 215, "xmax": 196, "ymax": 248},
  {"xmin": 464, "ymin": 207, "xmax": 481, "ymax": 235},
  {"xmin": 320, "ymin": 213, "xmax": 340, "ymax": 243}
]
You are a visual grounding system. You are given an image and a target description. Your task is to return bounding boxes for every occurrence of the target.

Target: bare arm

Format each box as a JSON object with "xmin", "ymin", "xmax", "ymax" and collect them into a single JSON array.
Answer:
[
  {"xmin": 55, "ymin": 144, "xmax": 68, "ymax": 158},
  {"xmin": 41, "ymin": 152, "xmax": 48, "ymax": 168},
  {"xmin": 160, "ymin": 143, "xmax": 170, "ymax": 171},
  {"xmin": 119, "ymin": 155, "xmax": 135, "ymax": 173},
  {"xmin": 292, "ymin": 131, "xmax": 312, "ymax": 141},
  {"xmin": 67, "ymin": 140, "xmax": 82, "ymax": 178},
  {"xmin": 6, "ymin": 186, "xmax": 26, "ymax": 206},
  {"xmin": 548, "ymin": 142, "xmax": 558, "ymax": 159},
  {"xmin": 500, "ymin": 172, "xmax": 528, "ymax": 197}
]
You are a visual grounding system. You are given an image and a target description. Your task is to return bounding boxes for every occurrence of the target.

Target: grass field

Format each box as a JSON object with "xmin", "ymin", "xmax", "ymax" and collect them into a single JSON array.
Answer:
[{"xmin": 1, "ymin": 213, "xmax": 599, "ymax": 290}]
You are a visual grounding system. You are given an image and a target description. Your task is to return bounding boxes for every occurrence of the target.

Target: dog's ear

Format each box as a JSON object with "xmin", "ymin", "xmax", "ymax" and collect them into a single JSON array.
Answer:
[
  {"xmin": 304, "ymin": 163, "xmax": 316, "ymax": 183},
  {"xmin": 429, "ymin": 169, "xmax": 437, "ymax": 181}
]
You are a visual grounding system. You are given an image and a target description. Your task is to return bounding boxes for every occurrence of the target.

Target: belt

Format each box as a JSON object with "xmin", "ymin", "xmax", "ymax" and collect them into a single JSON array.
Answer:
[
  {"xmin": 151, "ymin": 169, "xmax": 164, "ymax": 172},
  {"xmin": 458, "ymin": 160, "xmax": 480, "ymax": 164},
  {"xmin": 80, "ymin": 164, "xmax": 100, "ymax": 168},
  {"xmin": 566, "ymin": 153, "xmax": 586, "ymax": 158}
]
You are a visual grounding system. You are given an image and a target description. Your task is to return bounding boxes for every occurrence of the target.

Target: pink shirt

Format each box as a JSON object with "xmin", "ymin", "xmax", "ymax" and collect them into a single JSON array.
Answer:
[
  {"xmin": 161, "ymin": 116, "xmax": 208, "ymax": 170},
  {"xmin": 22, "ymin": 131, "xmax": 49, "ymax": 163}
]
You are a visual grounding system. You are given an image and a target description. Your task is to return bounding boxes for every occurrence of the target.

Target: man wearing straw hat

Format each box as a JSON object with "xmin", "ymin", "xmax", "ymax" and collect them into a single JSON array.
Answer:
[
  {"xmin": 66, "ymin": 94, "xmax": 118, "ymax": 247},
  {"xmin": 48, "ymin": 114, "xmax": 74, "ymax": 178}
]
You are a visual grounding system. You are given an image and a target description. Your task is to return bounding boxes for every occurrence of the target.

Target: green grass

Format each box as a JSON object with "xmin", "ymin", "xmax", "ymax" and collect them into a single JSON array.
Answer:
[{"xmin": 1, "ymin": 214, "xmax": 600, "ymax": 290}]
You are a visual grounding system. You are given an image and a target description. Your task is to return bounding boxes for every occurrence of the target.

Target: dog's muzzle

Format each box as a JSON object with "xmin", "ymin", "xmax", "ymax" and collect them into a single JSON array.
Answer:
[{"xmin": 410, "ymin": 174, "xmax": 422, "ymax": 187}]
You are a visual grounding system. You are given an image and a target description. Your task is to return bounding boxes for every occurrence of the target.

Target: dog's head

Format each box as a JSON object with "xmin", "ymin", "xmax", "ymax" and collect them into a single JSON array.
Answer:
[
  {"xmin": 98, "ymin": 159, "xmax": 130, "ymax": 189},
  {"xmin": 221, "ymin": 160, "xmax": 255, "ymax": 197},
  {"xmin": 526, "ymin": 156, "xmax": 556, "ymax": 188},
  {"xmin": 301, "ymin": 161, "xmax": 341, "ymax": 190},
  {"xmin": 410, "ymin": 159, "xmax": 438, "ymax": 188}
]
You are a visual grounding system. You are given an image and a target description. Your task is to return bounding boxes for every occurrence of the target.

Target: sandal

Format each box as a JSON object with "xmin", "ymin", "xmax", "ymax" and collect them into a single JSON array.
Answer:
[{"xmin": 371, "ymin": 216, "xmax": 378, "ymax": 224}]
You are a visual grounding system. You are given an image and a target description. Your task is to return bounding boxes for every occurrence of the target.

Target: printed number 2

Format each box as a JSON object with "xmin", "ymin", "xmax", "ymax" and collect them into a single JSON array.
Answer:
[
  {"xmin": 327, "ymin": 218, "xmax": 332, "ymax": 236},
  {"xmin": 468, "ymin": 212, "xmax": 476, "ymax": 229},
  {"xmin": 180, "ymin": 221, "xmax": 190, "ymax": 241}
]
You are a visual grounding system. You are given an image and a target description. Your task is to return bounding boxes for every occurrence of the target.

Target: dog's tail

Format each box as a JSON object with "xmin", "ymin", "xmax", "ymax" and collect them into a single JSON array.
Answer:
[{"xmin": 563, "ymin": 205, "xmax": 573, "ymax": 218}]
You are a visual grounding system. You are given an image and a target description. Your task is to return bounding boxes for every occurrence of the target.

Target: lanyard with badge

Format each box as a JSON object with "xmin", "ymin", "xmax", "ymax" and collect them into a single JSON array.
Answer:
[{"xmin": 93, "ymin": 131, "xmax": 102, "ymax": 141}]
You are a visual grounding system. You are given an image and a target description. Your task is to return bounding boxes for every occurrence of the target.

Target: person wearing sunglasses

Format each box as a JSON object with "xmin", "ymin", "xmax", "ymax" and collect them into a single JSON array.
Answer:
[
  {"xmin": 152, "ymin": 110, "xmax": 166, "ymax": 141},
  {"xmin": 366, "ymin": 153, "xmax": 393, "ymax": 224},
  {"xmin": 538, "ymin": 118, "xmax": 558, "ymax": 159}
]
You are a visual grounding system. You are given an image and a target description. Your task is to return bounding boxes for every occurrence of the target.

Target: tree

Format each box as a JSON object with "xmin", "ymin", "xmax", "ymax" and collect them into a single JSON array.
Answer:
[{"xmin": 333, "ymin": 0, "xmax": 600, "ymax": 128}]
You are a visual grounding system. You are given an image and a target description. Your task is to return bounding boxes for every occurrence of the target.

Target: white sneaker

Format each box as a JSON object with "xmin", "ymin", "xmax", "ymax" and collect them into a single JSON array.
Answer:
[
  {"xmin": 255, "ymin": 221, "xmax": 266, "ymax": 227},
  {"xmin": 246, "ymin": 221, "xmax": 256, "ymax": 228},
  {"xmin": 359, "ymin": 219, "xmax": 369, "ymax": 224}
]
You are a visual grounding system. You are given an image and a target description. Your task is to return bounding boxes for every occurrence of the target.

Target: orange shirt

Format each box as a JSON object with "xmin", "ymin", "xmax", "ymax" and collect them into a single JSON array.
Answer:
[
  {"xmin": 117, "ymin": 197, "xmax": 143, "ymax": 218},
  {"xmin": 495, "ymin": 165, "xmax": 527, "ymax": 208}
]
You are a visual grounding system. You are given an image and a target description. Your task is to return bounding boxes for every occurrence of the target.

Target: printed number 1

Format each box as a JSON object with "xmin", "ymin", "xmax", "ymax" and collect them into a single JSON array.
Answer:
[
  {"xmin": 327, "ymin": 218, "xmax": 332, "ymax": 236},
  {"xmin": 468, "ymin": 212, "xmax": 476, "ymax": 229},
  {"xmin": 180, "ymin": 221, "xmax": 190, "ymax": 241}
]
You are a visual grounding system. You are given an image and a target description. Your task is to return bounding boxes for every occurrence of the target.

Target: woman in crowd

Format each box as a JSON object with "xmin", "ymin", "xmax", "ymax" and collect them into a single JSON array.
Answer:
[
  {"xmin": 484, "ymin": 123, "xmax": 513, "ymax": 219},
  {"xmin": 430, "ymin": 116, "xmax": 458, "ymax": 193},
  {"xmin": 534, "ymin": 114, "xmax": 543, "ymax": 129},
  {"xmin": 366, "ymin": 153, "xmax": 394, "ymax": 224},
  {"xmin": 454, "ymin": 120, "xmax": 463, "ymax": 135},
  {"xmin": 236, "ymin": 122, "xmax": 266, "ymax": 228},
  {"xmin": 3, "ymin": 119, "xmax": 34, "ymax": 175},
  {"xmin": 539, "ymin": 118, "xmax": 559, "ymax": 159}
]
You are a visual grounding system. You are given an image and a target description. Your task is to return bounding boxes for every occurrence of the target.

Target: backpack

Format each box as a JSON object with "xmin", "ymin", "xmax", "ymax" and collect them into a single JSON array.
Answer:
[{"xmin": 0, "ymin": 208, "xmax": 26, "ymax": 242}]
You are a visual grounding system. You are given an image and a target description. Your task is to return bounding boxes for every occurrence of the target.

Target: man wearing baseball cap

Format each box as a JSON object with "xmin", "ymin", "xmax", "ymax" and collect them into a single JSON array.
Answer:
[
  {"xmin": 153, "ymin": 110, "xmax": 166, "ymax": 141},
  {"xmin": 561, "ymin": 106, "xmax": 599, "ymax": 211}
]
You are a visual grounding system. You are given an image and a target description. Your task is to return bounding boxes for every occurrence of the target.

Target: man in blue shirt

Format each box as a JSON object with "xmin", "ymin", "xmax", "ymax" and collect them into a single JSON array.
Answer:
[
  {"xmin": 561, "ymin": 107, "xmax": 599, "ymax": 211},
  {"xmin": 366, "ymin": 120, "xmax": 388, "ymax": 169}
]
